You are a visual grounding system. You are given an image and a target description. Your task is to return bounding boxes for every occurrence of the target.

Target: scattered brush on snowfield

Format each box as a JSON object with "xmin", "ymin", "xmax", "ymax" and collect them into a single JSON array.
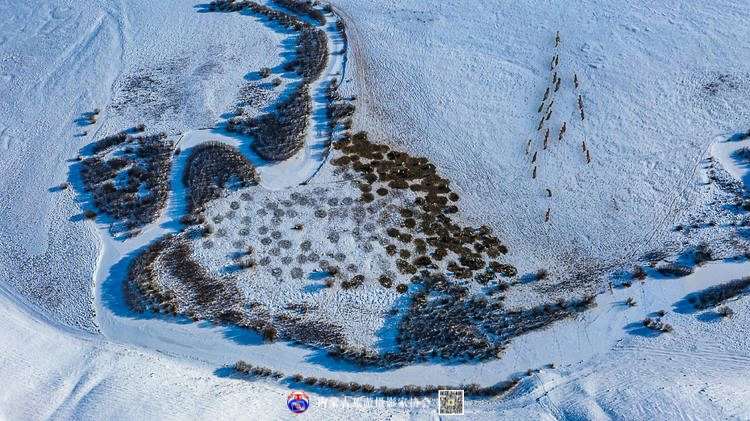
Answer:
[
  {"xmin": 642, "ymin": 317, "xmax": 673, "ymax": 333},
  {"xmin": 124, "ymin": 129, "xmax": 603, "ymax": 368},
  {"xmin": 79, "ymin": 131, "xmax": 173, "ymax": 235},
  {"xmin": 124, "ymin": 235, "xmax": 243, "ymax": 318},
  {"xmin": 272, "ymin": 0, "xmax": 326, "ymax": 25},
  {"xmin": 266, "ymin": 367, "xmax": 526, "ymax": 398},
  {"xmin": 125, "ymin": 232, "xmax": 348, "ymax": 348},
  {"xmin": 328, "ymin": 272, "xmax": 597, "ymax": 367},
  {"xmin": 332, "ymin": 132, "xmax": 516, "ymax": 285},
  {"xmin": 656, "ymin": 263, "xmax": 694, "ymax": 277},
  {"xmin": 325, "ymin": 79, "xmax": 355, "ymax": 143},
  {"xmin": 688, "ymin": 276, "xmax": 750, "ymax": 309},
  {"xmin": 182, "ymin": 142, "xmax": 258, "ymax": 214},
  {"xmin": 207, "ymin": 1, "xmax": 329, "ymax": 160},
  {"xmin": 241, "ymin": 85, "xmax": 312, "ymax": 161}
]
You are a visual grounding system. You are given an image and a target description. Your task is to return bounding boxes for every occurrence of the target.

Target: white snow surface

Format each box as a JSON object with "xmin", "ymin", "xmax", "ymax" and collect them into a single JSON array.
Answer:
[
  {"xmin": 334, "ymin": 0, "xmax": 750, "ymax": 277},
  {"xmin": 1, "ymin": 0, "xmax": 750, "ymax": 419}
]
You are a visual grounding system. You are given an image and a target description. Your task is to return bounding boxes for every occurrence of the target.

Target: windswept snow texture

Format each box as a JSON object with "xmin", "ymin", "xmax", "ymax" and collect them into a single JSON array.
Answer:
[
  {"xmin": 336, "ymin": 0, "xmax": 750, "ymax": 280},
  {"xmin": 2, "ymin": 0, "xmax": 750, "ymax": 419},
  {"xmin": 0, "ymin": 0, "xmax": 279, "ymax": 330}
]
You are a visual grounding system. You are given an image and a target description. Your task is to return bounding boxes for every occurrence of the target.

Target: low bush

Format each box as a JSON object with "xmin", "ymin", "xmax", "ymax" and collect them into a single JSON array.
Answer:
[
  {"xmin": 378, "ymin": 275, "xmax": 393, "ymax": 289},
  {"xmin": 716, "ymin": 306, "xmax": 734, "ymax": 318},
  {"xmin": 632, "ymin": 266, "xmax": 647, "ymax": 280},
  {"xmin": 643, "ymin": 317, "xmax": 673, "ymax": 333},
  {"xmin": 341, "ymin": 274, "xmax": 365, "ymax": 290},
  {"xmin": 656, "ymin": 263, "xmax": 694, "ymax": 277},
  {"xmin": 272, "ymin": 0, "xmax": 326, "ymax": 25},
  {"xmin": 183, "ymin": 142, "xmax": 257, "ymax": 213},
  {"xmin": 262, "ymin": 324, "xmax": 279, "ymax": 341},
  {"xmin": 81, "ymin": 132, "xmax": 173, "ymax": 232},
  {"xmin": 688, "ymin": 277, "xmax": 750, "ymax": 309}
]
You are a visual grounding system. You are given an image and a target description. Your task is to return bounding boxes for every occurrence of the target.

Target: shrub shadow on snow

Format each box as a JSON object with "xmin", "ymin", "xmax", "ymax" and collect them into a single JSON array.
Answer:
[
  {"xmin": 219, "ymin": 324, "xmax": 265, "ymax": 346},
  {"xmin": 307, "ymin": 271, "xmax": 329, "ymax": 281},
  {"xmin": 101, "ymin": 242, "xmax": 163, "ymax": 319},
  {"xmin": 696, "ymin": 311, "xmax": 722, "ymax": 323},
  {"xmin": 301, "ymin": 283, "xmax": 325, "ymax": 294},
  {"xmin": 672, "ymin": 295, "xmax": 699, "ymax": 315},
  {"xmin": 728, "ymin": 131, "xmax": 750, "ymax": 142},
  {"xmin": 101, "ymin": 241, "xmax": 268, "ymax": 347},
  {"xmin": 519, "ymin": 273, "xmax": 540, "ymax": 284},
  {"xmin": 302, "ymin": 349, "xmax": 391, "ymax": 373},
  {"xmin": 729, "ymin": 143, "xmax": 750, "ymax": 188},
  {"xmin": 623, "ymin": 321, "xmax": 662, "ymax": 337}
]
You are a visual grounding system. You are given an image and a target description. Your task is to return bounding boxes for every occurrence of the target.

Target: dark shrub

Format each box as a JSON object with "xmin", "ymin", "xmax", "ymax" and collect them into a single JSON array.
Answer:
[
  {"xmin": 716, "ymin": 306, "xmax": 734, "ymax": 318},
  {"xmin": 378, "ymin": 275, "xmax": 393, "ymax": 289},
  {"xmin": 342, "ymin": 274, "xmax": 365, "ymax": 290},
  {"xmin": 272, "ymin": 0, "xmax": 327, "ymax": 25},
  {"xmin": 183, "ymin": 142, "xmax": 257, "ymax": 213},
  {"xmin": 656, "ymin": 264, "xmax": 693, "ymax": 278},
  {"xmin": 262, "ymin": 324, "xmax": 278, "ymax": 341},
  {"xmin": 689, "ymin": 277, "xmax": 750, "ymax": 309}
]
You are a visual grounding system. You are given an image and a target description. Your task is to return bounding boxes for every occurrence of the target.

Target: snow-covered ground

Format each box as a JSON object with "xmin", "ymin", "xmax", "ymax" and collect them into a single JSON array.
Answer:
[
  {"xmin": 1, "ymin": 0, "xmax": 750, "ymax": 419},
  {"xmin": 334, "ymin": 0, "xmax": 750, "ymax": 278}
]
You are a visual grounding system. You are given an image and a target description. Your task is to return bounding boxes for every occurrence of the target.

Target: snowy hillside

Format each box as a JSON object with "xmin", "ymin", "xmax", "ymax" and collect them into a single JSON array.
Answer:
[{"xmin": 1, "ymin": 0, "xmax": 750, "ymax": 419}]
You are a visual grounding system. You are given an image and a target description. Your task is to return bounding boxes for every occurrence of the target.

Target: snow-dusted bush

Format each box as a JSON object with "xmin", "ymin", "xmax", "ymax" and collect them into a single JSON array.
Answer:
[
  {"xmin": 688, "ymin": 276, "xmax": 750, "ymax": 309},
  {"xmin": 242, "ymin": 84, "xmax": 312, "ymax": 161},
  {"xmin": 80, "ymin": 132, "xmax": 173, "ymax": 233},
  {"xmin": 643, "ymin": 317, "xmax": 673, "ymax": 333},
  {"xmin": 716, "ymin": 306, "xmax": 734, "ymax": 318},
  {"xmin": 183, "ymin": 142, "xmax": 257, "ymax": 213},
  {"xmin": 656, "ymin": 263, "xmax": 694, "ymax": 277},
  {"xmin": 272, "ymin": 0, "xmax": 326, "ymax": 25}
]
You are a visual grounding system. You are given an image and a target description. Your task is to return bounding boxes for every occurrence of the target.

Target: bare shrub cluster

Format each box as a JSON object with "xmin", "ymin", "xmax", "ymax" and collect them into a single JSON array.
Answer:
[
  {"xmin": 656, "ymin": 263, "xmax": 694, "ymax": 277},
  {"xmin": 688, "ymin": 276, "xmax": 750, "ymax": 309},
  {"xmin": 182, "ymin": 142, "xmax": 258, "ymax": 214},
  {"xmin": 208, "ymin": 1, "xmax": 330, "ymax": 161},
  {"xmin": 392, "ymin": 283, "xmax": 597, "ymax": 365},
  {"xmin": 272, "ymin": 0, "xmax": 326, "ymax": 25},
  {"xmin": 642, "ymin": 317, "xmax": 673, "ymax": 333},
  {"xmin": 124, "ymin": 235, "xmax": 242, "ymax": 319},
  {"xmin": 280, "ymin": 19, "xmax": 328, "ymax": 81},
  {"xmin": 234, "ymin": 360, "xmax": 284, "ymax": 378},
  {"xmin": 332, "ymin": 132, "xmax": 517, "ymax": 285},
  {"xmin": 326, "ymin": 272, "xmax": 596, "ymax": 367},
  {"xmin": 286, "ymin": 373, "xmax": 521, "ymax": 398},
  {"xmin": 80, "ymin": 132, "xmax": 173, "ymax": 232},
  {"xmin": 240, "ymin": 85, "xmax": 312, "ymax": 161}
]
